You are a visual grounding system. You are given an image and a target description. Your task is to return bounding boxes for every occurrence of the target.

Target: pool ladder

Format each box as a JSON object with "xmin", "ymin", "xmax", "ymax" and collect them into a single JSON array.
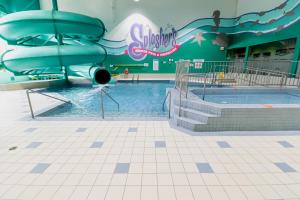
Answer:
[
  {"xmin": 162, "ymin": 90, "xmax": 172, "ymax": 119},
  {"xmin": 100, "ymin": 87, "xmax": 120, "ymax": 119},
  {"xmin": 26, "ymin": 89, "xmax": 71, "ymax": 119},
  {"xmin": 132, "ymin": 74, "xmax": 140, "ymax": 83}
]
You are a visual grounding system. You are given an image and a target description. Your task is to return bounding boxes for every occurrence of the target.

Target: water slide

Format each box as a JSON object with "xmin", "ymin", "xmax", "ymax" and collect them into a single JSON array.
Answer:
[{"xmin": 0, "ymin": 9, "xmax": 108, "ymax": 80}]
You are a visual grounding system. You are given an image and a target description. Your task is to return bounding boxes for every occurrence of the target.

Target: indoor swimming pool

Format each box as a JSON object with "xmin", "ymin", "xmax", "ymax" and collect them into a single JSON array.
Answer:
[{"xmin": 39, "ymin": 81, "xmax": 173, "ymax": 118}]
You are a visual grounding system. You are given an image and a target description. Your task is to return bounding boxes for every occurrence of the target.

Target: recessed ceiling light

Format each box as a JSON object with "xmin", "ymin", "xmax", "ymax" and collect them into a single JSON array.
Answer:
[{"xmin": 134, "ymin": 0, "xmax": 140, "ymax": 2}]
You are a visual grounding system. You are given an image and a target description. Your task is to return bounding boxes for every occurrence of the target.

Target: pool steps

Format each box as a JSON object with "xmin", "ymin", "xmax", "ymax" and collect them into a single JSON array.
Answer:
[
  {"xmin": 171, "ymin": 94, "xmax": 300, "ymax": 132},
  {"xmin": 172, "ymin": 98, "xmax": 222, "ymax": 131},
  {"xmin": 175, "ymin": 116, "xmax": 206, "ymax": 131},
  {"xmin": 174, "ymin": 105, "xmax": 218, "ymax": 123}
]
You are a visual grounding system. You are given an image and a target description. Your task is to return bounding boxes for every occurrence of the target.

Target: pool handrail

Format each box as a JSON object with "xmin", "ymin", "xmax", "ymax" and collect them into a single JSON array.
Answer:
[
  {"xmin": 173, "ymin": 60, "xmax": 300, "ymax": 118},
  {"xmin": 178, "ymin": 74, "xmax": 236, "ymax": 117},
  {"xmin": 100, "ymin": 87, "xmax": 120, "ymax": 119},
  {"xmin": 26, "ymin": 89, "xmax": 72, "ymax": 119},
  {"xmin": 162, "ymin": 90, "xmax": 172, "ymax": 119}
]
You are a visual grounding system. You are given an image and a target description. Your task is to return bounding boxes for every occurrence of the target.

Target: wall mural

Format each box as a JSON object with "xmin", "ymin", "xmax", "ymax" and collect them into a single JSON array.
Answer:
[
  {"xmin": 99, "ymin": 0, "xmax": 299, "ymax": 63},
  {"xmin": 125, "ymin": 23, "xmax": 178, "ymax": 61},
  {"xmin": 0, "ymin": 0, "xmax": 299, "ymax": 77}
]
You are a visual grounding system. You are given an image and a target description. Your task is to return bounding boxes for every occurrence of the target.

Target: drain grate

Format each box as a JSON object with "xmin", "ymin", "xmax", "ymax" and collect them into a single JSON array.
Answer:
[{"xmin": 9, "ymin": 146, "xmax": 18, "ymax": 151}]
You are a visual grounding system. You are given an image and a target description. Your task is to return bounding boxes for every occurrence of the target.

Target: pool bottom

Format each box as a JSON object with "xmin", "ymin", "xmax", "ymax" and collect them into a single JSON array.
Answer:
[
  {"xmin": 37, "ymin": 81, "xmax": 172, "ymax": 118},
  {"xmin": 38, "ymin": 103, "xmax": 168, "ymax": 120}
]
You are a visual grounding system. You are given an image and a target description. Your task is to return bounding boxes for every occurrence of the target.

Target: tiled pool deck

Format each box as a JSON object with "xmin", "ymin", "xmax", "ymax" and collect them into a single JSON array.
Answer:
[{"xmin": 1, "ymin": 90, "xmax": 300, "ymax": 199}]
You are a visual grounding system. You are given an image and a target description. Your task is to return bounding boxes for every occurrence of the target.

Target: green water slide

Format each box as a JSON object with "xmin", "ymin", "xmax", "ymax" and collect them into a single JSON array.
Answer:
[{"xmin": 0, "ymin": 8, "xmax": 107, "ymax": 79}]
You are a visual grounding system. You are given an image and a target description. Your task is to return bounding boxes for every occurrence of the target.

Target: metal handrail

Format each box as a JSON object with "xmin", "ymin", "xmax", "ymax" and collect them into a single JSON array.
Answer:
[
  {"xmin": 26, "ymin": 89, "xmax": 71, "ymax": 119},
  {"xmin": 174, "ymin": 60, "xmax": 300, "ymax": 117},
  {"xmin": 178, "ymin": 73, "xmax": 206, "ymax": 117},
  {"xmin": 177, "ymin": 73, "xmax": 237, "ymax": 116},
  {"xmin": 100, "ymin": 87, "xmax": 120, "ymax": 119},
  {"xmin": 202, "ymin": 74, "xmax": 208, "ymax": 100},
  {"xmin": 162, "ymin": 90, "xmax": 172, "ymax": 119}
]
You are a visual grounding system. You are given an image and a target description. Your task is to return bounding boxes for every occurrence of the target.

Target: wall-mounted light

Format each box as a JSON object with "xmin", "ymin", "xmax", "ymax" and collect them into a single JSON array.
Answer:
[{"xmin": 134, "ymin": 0, "xmax": 140, "ymax": 2}]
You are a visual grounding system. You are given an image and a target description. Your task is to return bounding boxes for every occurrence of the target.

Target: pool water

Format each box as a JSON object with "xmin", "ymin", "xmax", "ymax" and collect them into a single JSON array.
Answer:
[
  {"xmin": 204, "ymin": 93, "xmax": 300, "ymax": 104},
  {"xmin": 40, "ymin": 81, "xmax": 173, "ymax": 118}
]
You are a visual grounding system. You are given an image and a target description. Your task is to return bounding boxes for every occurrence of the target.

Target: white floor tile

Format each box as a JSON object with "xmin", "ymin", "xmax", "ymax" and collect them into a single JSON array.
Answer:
[
  {"xmin": 105, "ymin": 186, "xmax": 125, "ymax": 200},
  {"xmin": 68, "ymin": 186, "xmax": 92, "ymax": 200},
  {"xmin": 123, "ymin": 186, "xmax": 141, "ymax": 200},
  {"xmin": 141, "ymin": 186, "xmax": 158, "ymax": 200},
  {"xmin": 174, "ymin": 186, "xmax": 195, "ymax": 200},
  {"xmin": 191, "ymin": 186, "xmax": 212, "ymax": 200},
  {"xmin": 87, "ymin": 186, "xmax": 107, "ymax": 200},
  {"xmin": 208, "ymin": 186, "xmax": 229, "ymax": 200}
]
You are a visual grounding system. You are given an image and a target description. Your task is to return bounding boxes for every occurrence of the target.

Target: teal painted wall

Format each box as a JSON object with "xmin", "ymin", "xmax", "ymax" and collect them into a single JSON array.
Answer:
[
  {"xmin": 229, "ymin": 22, "xmax": 300, "ymax": 49},
  {"xmin": 99, "ymin": 0, "xmax": 300, "ymax": 74},
  {"xmin": 104, "ymin": 34, "xmax": 227, "ymax": 74},
  {"xmin": 228, "ymin": 21, "xmax": 300, "ymax": 74}
]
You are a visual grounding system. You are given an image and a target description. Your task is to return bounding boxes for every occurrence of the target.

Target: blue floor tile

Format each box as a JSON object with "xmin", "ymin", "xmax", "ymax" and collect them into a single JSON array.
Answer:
[
  {"xmin": 90, "ymin": 141, "xmax": 103, "ymax": 148},
  {"xmin": 274, "ymin": 162, "xmax": 297, "ymax": 173},
  {"xmin": 278, "ymin": 141, "xmax": 294, "ymax": 148},
  {"xmin": 155, "ymin": 141, "xmax": 166, "ymax": 148},
  {"xmin": 114, "ymin": 163, "xmax": 130, "ymax": 173},
  {"xmin": 76, "ymin": 128, "xmax": 87, "ymax": 133},
  {"xmin": 30, "ymin": 163, "xmax": 51, "ymax": 174},
  {"xmin": 217, "ymin": 141, "xmax": 231, "ymax": 148},
  {"xmin": 196, "ymin": 163, "xmax": 214, "ymax": 173},
  {"xmin": 25, "ymin": 128, "xmax": 37, "ymax": 133},
  {"xmin": 26, "ymin": 142, "xmax": 42, "ymax": 149},
  {"xmin": 128, "ymin": 127, "xmax": 138, "ymax": 132}
]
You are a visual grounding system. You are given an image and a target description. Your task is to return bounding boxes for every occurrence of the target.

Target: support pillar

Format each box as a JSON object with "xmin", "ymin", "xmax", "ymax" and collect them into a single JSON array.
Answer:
[
  {"xmin": 52, "ymin": 0, "xmax": 69, "ymax": 84},
  {"xmin": 244, "ymin": 46, "xmax": 250, "ymax": 69},
  {"xmin": 289, "ymin": 37, "xmax": 300, "ymax": 75},
  {"xmin": 52, "ymin": 0, "xmax": 58, "ymax": 10}
]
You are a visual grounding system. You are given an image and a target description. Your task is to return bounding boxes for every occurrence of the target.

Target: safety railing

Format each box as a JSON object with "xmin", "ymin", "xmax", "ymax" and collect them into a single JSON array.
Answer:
[
  {"xmin": 162, "ymin": 90, "xmax": 172, "ymax": 119},
  {"xmin": 176, "ymin": 60, "xmax": 300, "ymax": 90},
  {"xmin": 26, "ymin": 89, "xmax": 71, "ymax": 119},
  {"xmin": 174, "ymin": 60, "xmax": 300, "ymax": 117},
  {"xmin": 131, "ymin": 74, "xmax": 140, "ymax": 83},
  {"xmin": 100, "ymin": 87, "xmax": 120, "ymax": 119},
  {"xmin": 177, "ymin": 73, "xmax": 237, "ymax": 117}
]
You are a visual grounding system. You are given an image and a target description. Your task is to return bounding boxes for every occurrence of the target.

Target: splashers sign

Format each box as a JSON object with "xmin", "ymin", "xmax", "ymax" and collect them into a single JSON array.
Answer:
[{"xmin": 125, "ymin": 23, "xmax": 179, "ymax": 61}]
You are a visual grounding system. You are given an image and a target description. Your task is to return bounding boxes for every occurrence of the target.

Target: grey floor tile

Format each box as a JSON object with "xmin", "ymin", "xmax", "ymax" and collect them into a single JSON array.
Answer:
[
  {"xmin": 278, "ymin": 141, "xmax": 294, "ymax": 148},
  {"xmin": 196, "ymin": 163, "xmax": 214, "ymax": 173},
  {"xmin": 90, "ymin": 141, "xmax": 103, "ymax": 148},
  {"xmin": 128, "ymin": 127, "xmax": 138, "ymax": 132},
  {"xmin": 155, "ymin": 141, "xmax": 166, "ymax": 148},
  {"xmin": 114, "ymin": 163, "xmax": 130, "ymax": 173},
  {"xmin": 25, "ymin": 128, "xmax": 37, "ymax": 133},
  {"xmin": 217, "ymin": 141, "xmax": 231, "ymax": 148},
  {"xmin": 274, "ymin": 162, "xmax": 297, "ymax": 173},
  {"xmin": 26, "ymin": 142, "xmax": 43, "ymax": 149},
  {"xmin": 30, "ymin": 163, "xmax": 51, "ymax": 174},
  {"xmin": 76, "ymin": 128, "xmax": 87, "ymax": 133}
]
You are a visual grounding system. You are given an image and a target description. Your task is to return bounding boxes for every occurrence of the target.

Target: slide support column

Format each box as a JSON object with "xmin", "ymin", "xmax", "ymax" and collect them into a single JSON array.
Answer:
[
  {"xmin": 290, "ymin": 37, "xmax": 300, "ymax": 75},
  {"xmin": 52, "ymin": 0, "xmax": 69, "ymax": 84},
  {"xmin": 244, "ymin": 46, "xmax": 250, "ymax": 69}
]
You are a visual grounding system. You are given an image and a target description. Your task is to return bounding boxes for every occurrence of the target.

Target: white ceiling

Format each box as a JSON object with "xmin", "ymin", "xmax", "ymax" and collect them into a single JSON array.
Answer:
[
  {"xmin": 39, "ymin": 0, "xmax": 286, "ymax": 35},
  {"xmin": 39, "ymin": 0, "xmax": 238, "ymax": 30},
  {"xmin": 237, "ymin": 0, "xmax": 286, "ymax": 16}
]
